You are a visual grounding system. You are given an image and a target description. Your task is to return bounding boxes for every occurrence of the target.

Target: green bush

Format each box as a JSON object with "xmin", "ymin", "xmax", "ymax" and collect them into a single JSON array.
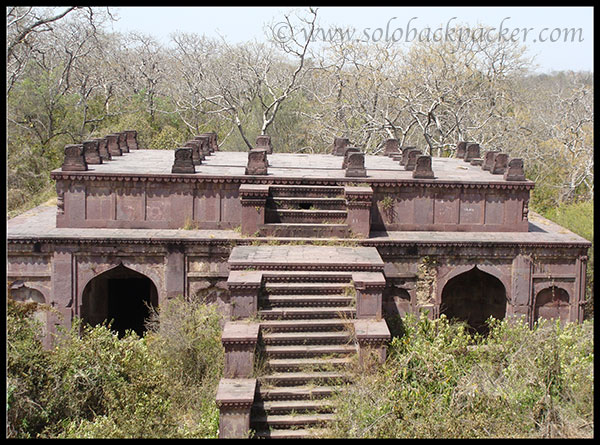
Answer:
[
  {"xmin": 6, "ymin": 296, "xmax": 224, "ymax": 439},
  {"xmin": 328, "ymin": 314, "xmax": 594, "ymax": 438}
]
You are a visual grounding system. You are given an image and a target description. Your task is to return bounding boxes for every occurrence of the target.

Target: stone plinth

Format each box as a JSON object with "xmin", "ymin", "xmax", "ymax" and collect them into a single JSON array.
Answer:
[
  {"xmin": 245, "ymin": 150, "xmax": 268, "ymax": 175},
  {"xmin": 345, "ymin": 152, "xmax": 367, "ymax": 177},
  {"xmin": 342, "ymin": 147, "xmax": 361, "ymax": 169},
  {"xmin": 383, "ymin": 139, "xmax": 400, "ymax": 156},
  {"xmin": 125, "ymin": 130, "xmax": 138, "ymax": 150},
  {"xmin": 118, "ymin": 132, "xmax": 129, "ymax": 153},
  {"xmin": 456, "ymin": 141, "xmax": 468, "ymax": 159},
  {"xmin": 491, "ymin": 153, "xmax": 509, "ymax": 174},
  {"xmin": 185, "ymin": 140, "xmax": 203, "ymax": 165},
  {"xmin": 352, "ymin": 271, "xmax": 386, "ymax": 319},
  {"xmin": 82, "ymin": 140, "xmax": 102, "ymax": 165},
  {"xmin": 106, "ymin": 134, "xmax": 122, "ymax": 156},
  {"xmin": 332, "ymin": 137, "xmax": 350, "ymax": 156},
  {"xmin": 61, "ymin": 144, "xmax": 87, "ymax": 171},
  {"xmin": 95, "ymin": 138, "xmax": 111, "ymax": 161},
  {"xmin": 504, "ymin": 158, "xmax": 526, "ymax": 181},
  {"xmin": 171, "ymin": 147, "xmax": 195, "ymax": 174},
  {"xmin": 345, "ymin": 186, "xmax": 373, "ymax": 238},
  {"xmin": 222, "ymin": 321, "xmax": 260, "ymax": 378},
  {"xmin": 227, "ymin": 270, "xmax": 263, "ymax": 319},
  {"xmin": 255, "ymin": 135, "xmax": 273, "ymax": 154},
  {"xmin": 354, "ymin": 318, "xmax": 391, "ymax": 365},
  {"xmin": 216, "ymin": 378, "xmax": 256, "ymax": 439},
  {"xmin": 239, "ymin": 184, "xmax": 270, "ymax": 236},
  {"xmin": 482, "ymin": 150, "xmax": 499, "ymax": 171},
  {"xmin": 404, "ymin": 149, "xmax": 422, "ymax": 171},
  {"xmin": 413, "ymin": 155, "xmax": 435, "ymax": 179},
  {"xmin": 470, "ymin": 157, "xmax": 483, "ymax": 166},
  {"xmin": 464, "ymin": 143, "xmax": 480, "ymax": 162}
]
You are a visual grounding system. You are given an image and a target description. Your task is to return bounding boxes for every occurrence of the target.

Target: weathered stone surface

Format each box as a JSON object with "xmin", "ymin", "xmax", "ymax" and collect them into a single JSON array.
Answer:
[
  {"xmin": 199, "ymin": 132, "xmax": 219, "ymax": 153},
  {"xmin": 255, "ymin": 135, "xmax": 273, "ymax": 154},
  {"xmin": 332, "ymin": 137, "xmax": 350, "ymax": 156},
  {"xmin": 194, "ymin": 135, "xmax": 211, "ymax": 156},
  {"xmin": 82, "ymin": 140, "xmax": 102, "ymax": 165},
  {"xmin": 383, "ymin": 139, "xmax": 400, "ymax": 156},
  {"xmin": 491, "ymin": 153, "xmax": 509, "ymax": 174},
  {"xmin": 342, "ymin": 147, "xmax": 361, "ymax": 169},
  {"xmin": 456, "ymin": 141, "xmax": 468, "ymax": 159},
  {"xmin": 482, "ymin": 150, "xmax": 499, "ymax": 171},
  {"xmin": 245, "ymin": 149, "xmax": 268, "ymax": 175},
  {"xmin": 345, "ymin": 152, "xmax": 367, "ymax": 177},
  {"xmin": 464, "ymin": 143, "xmax": 480, "ymax": 162},
  {"xmin": 106, "ymin": 134, "xmax": 122, "ymax": 156},
  {"xmin": 504, "ymin": 158, "xmax": 526, "ymax": 181},
  {"xmin": 117, "ymin": 132, "xmax": 129, "ymax": 153},
  {"xmin": 95, "ymin": 137, "xmax": 111, "ymax": 161},
  {"xmin": 124, "ymin": 130, "xmax": 138, "ymax": 150},
  {"xmin": 216, "ymin": 378, "xmax": 256, "ymax": 439},
  {"xmin": 171, "ymin": 147, "xmax": 195, "ymax": 173},
  {"xmin": 61, "ymin": 144, "xmax": 87, "ymax": 171},
  {"xmin": 401, "ymin": 147, "xmax": 420, "ymax": 166},
  {"xmin": 469, "ymin": 157, "xmax": 483, "ymax": 166},
  {"xmin": 185, "ymin": 140, "xmax": 203, "ymax": 165},
  {"xmin": 404, "ymin": 149, "xmax": 422, "ymax": 171},
  {"xmin": 413, "ymin": 155, "xmax": 435, "ymax": 178}
]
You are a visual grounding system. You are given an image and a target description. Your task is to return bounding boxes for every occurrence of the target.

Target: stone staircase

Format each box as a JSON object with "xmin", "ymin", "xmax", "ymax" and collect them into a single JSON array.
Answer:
[
  {"xmin": 218, "ymin": 245, "xmax": 389, "ymax": 439},
  {"xmin": 252, "ymin": 271, "xmax": 357, "ymax": 438},
  {"xmin": 260, "ymin": 185, "xmax": 351, "ymax": 237}
]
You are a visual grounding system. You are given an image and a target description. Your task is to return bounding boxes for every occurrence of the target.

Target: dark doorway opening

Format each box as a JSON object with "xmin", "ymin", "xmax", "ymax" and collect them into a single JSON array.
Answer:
[
  {"xmin": 441, "ymin": 267, "xmax": 506, "ymax": 335},
  {"xmin": 82, "ymin": 265, "xmax": 158, "ymax": 338}
]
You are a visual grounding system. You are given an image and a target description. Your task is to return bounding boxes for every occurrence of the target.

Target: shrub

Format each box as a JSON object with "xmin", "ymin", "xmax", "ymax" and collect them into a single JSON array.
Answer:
[{"xmin": 327, "ymin": 314, "xmax": 594, "ymax": 438}]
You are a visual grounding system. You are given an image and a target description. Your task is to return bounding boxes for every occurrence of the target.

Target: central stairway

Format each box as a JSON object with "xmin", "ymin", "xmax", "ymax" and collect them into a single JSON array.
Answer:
[
  {"xmin": 260, "ymin": 185, "xmax": 351, "ymax": 238},
  {"xmin": 224, "ymin": 245, "xmax": 387, "ymax": 439}
]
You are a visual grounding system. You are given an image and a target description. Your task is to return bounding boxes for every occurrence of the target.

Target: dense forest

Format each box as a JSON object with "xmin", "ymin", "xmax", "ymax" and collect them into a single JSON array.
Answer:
[{"xmin": 6, "ymin": 7, "xmax": 594, "ymax": 439}]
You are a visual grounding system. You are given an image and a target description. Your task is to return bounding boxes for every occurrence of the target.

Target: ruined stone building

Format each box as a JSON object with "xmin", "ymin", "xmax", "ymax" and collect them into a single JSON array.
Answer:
[{"xmin": 6, "ymin": 133, "xmax": 590, "ymax": 438}]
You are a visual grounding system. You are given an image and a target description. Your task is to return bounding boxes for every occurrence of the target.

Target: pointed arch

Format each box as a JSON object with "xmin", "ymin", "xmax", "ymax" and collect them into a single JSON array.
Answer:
[
  {"xmin": 81, "ymin": 263, "xmax": 158, "ymax": 337},
  {"xmin": 440, "ymin": 266, "xmax": 507, "ymax": 334}
]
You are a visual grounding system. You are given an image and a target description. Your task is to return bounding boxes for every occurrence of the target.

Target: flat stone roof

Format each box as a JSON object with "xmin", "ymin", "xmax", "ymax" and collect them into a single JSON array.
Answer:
[
  {"xmin": 50, "ymin": 150, "xmax": 532, "ymax": 185},
  {"xmin": 6, "ymin": 204, "xmax": 590, "ymax": 248}
]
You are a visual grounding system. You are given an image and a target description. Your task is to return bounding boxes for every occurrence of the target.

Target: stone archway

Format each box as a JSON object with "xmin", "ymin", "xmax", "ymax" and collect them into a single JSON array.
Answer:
[
  {"xmin": 440, "ymin": 266, "xmax": 507, "ymax": 334},
  {"xmin": 81, "ymin": 264, "xmax": 158, "ymax": 337},
  {"xmin": 9, "ymin": 282, "xmax": 48, "ymax": 338},
  {"xmin": 534, "ymin": 286, "xmax": 570, "ymax": 323}
]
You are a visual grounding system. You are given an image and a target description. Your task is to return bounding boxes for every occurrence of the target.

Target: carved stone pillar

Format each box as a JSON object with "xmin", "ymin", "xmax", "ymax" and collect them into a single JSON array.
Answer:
[
  {"xmin": 222, "ymin": 321, "xmax": 260, "ymax": 378},
  {"xmin": 216, "ymin": 379, "xmax": 256, "ymax": 438},
  {"xmin": 239, "ymin": 184, "xmax": 270, "ymax": 236},
  {"xmin": 227, "ymin": 270, "xmax": 263, "ymax": 319},
  {"xmin": 344, "ymin": 186, "xmax": 372, "ymax": 238},
  {"xmin": 353, "ymin": 271, "xmax": 386, "ymax": 319},
  {"xmin": 354, "ymin": 319, "xmax": 391, "ymax": 365}
]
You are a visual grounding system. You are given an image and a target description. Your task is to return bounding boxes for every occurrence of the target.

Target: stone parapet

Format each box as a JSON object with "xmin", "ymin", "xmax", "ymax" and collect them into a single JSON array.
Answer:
[{"xmin": 216, "ymin": 378, "xmax": 256, "ymax": 438}]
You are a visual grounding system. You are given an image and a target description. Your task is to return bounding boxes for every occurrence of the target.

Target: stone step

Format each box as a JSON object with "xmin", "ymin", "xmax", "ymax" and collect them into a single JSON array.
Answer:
[
  {"xmin": 258, "ymin": 306, "xmax": 356, "ymax": 320},
  {"xmin": 252, "ymin": 413, "xmax": 336, "ymax": 428},
  {"xmin": 262, "ymin": 270, "xmax": 353, "ymax": 283},
  {"xmin": 254, "ymin": 427, "xmax": 328, "ymax": 439},
  {"xmin": 266, "ymin": 208, "xmax": 347, "ymax": 224},
  {"xmin": 262, "ymin": 331, "xmax": 353, "ymax": 345},
  {"xmin": 260, "ymin": 318, "xmax": 352, "ymax": 332},
  {"xmin": 268, "ymin": 184, "xmax": 345, "ymax": 198},
  {"xmin": 264, "ymin": 282, "xmax": 354, "ymax": 295},
  {"xmin": 264, "ymin": 343, "xmax": 356, "ymax": 357},
  {"xmin": 253, "ymin": 398, "xmax": 334, "ymax": 414},
  {"xmin": 268, "ymin": 356, "xmax": 354, "ymax": 372},
  {"xmin": 258, "ymin": 223, "xmax": 351, "ymax": 238},
  {"xmin": 270, "ymin": 196, "xmax": 346, "ymax": 210},
  {"xmin": 259, "ymin": 371, "xmax": 350, "ymax": 386},
  {"xmin": 261, "ymin": 294, "xmax": 354, "ymax": 307}
]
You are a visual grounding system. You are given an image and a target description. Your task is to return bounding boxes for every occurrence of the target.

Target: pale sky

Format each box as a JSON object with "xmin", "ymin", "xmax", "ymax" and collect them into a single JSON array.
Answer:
[{"xmin": 109, "ymin": 6, "xmax": 593, "ymax": 73}]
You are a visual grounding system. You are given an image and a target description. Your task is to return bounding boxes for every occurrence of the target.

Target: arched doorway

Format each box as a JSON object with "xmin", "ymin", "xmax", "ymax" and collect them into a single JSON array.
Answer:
[
  {"xmin": 441, "ymin": 267, "xmax": 506, "ymax": 334},
  {"xmin": 81, "ymin": 264, "xmax": 158, "ymax": 338},
  {"xmin": 534, "ymin": 286, "xmax": 570, "ymax": 323},
  {"xmin": 9, "ymin": 282, "xmax": 48, "ymax": 338}
]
